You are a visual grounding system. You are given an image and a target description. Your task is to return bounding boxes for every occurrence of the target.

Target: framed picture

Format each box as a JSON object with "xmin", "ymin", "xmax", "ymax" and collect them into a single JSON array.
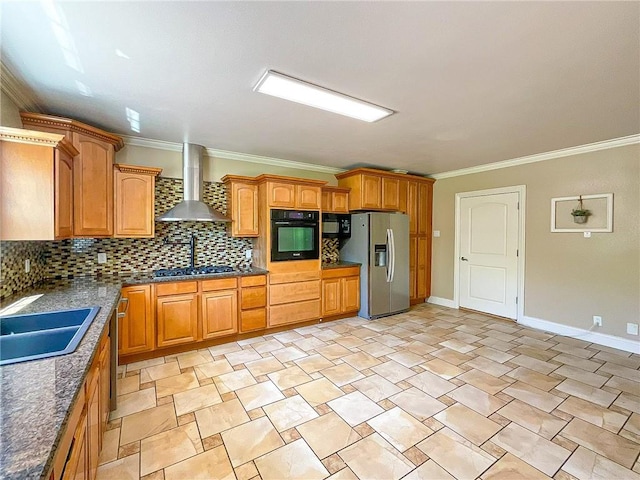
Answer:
[{"xmin": 551, "ymin": 193, "xmax": 613, "ymax": 232}]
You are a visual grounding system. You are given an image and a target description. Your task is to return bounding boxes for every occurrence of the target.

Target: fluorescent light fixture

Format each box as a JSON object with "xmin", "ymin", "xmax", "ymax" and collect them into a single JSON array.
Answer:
[{"xmin": 254, "ymin": 70, "xmax": 394, "ymax": 122}]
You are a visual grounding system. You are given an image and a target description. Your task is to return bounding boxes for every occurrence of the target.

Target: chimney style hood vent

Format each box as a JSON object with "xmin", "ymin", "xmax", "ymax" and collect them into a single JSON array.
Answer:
[{"xmin": 158, "ymin": 143, "xmax": 230, "ymax": 222}]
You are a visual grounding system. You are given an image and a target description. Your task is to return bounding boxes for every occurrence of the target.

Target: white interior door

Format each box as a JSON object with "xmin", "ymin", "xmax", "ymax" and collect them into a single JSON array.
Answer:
[{"xmin": 459, "ymin": 192, "xmax": 519, "ymax": 319}]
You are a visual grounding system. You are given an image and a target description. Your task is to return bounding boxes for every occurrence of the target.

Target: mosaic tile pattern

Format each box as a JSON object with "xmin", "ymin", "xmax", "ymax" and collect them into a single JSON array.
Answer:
[
  {"xmin": 0, "ymin": 241, "xmax": 48, "ymax": 300},
  {"xmin": 99, "ymin": 304, "xmax": 640, "ymax": 480}
]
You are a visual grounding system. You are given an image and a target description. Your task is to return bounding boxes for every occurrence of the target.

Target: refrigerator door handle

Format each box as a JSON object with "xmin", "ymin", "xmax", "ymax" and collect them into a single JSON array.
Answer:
[
  {"xmin": 385, "ymin": 228, "xmax": 392, "ymax": 283},
  {"xmin": 389, "ymin": 228, "xmax": 396, "ymax": 283}
]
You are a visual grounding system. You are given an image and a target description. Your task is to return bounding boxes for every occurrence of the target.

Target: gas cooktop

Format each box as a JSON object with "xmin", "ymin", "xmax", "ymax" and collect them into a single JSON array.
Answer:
[{"xmin": 153, "ymin": 265, "xmax": 235, "ymax": 277}]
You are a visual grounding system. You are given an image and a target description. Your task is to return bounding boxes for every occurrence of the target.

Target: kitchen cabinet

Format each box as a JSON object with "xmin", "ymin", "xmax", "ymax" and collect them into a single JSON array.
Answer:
[
  {"xmin": 118, "ymin": 285, "xmax": 154, "ymax": 355},
  {"xmin": 321, "ymin": 186, "xmax": 350, "ymax": 213},
  {"xmin": 201, "ymin": 277, "xmax": 238, "ymax": 339},
  {"xmin": 98, "ymin": 335, "xmax": 110, "ymax": 446},
  {"xmin": 20, "ymin": 112, "xmax": 124, "ymax": 237},
  {"xmin": 62, "ymin": 411, "xmax": 87, "ymax": 480},
  {"xmin": 0, "ymin": 127, "xmax": 77, "ymax": 240},
  {"xmin": 86, "ymin": 366, "xmax": 100, "ymax": 480},
  {"xmin": 240, "ymin": 275, "xmax": 267, "ymax": 332},
  {"xmin": 381, "ymin": 177, "xmax": 400, "ymax": 211},
  {"xmin": 268, "ymin": 269, "xmax": 321, "ymax": 327},
  {"xmin": 222, "ymin": 175, "xmax": 259, "ymax": 237},
  {"xmin": 321, "ymin": 266, "xmax": 360, "ymax": 317},
  {"xmin": 296, "ymin": 184, "xmax": 322, "ymax": 209},
  {"xmin": 256, "ymin": 175, "xmax": 326, "ymax": 211},
  {"xmin": 156, "ymin": 291, "xmax": 199, "ymax": 348},
  {"xmin": 114, "ymin": 164, "xmax": 162, "ymax": 238}
]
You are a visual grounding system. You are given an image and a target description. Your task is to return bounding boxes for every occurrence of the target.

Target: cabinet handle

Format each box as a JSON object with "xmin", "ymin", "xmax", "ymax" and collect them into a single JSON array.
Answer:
[
  {"xmin": 119, "ymin": 297, "xmax": 129, "ymax": 313},
  {"xmin": 117, "ymin": 312, "xmax": 126, "ymax": 319}
]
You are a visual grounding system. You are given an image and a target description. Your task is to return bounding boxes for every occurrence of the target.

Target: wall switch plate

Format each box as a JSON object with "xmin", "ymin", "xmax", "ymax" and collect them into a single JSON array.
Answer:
[
  {"xmin": 593, "ymin": 315, "xmax": 602, "ymax": 327},
  {"xmin": 24, "ymin": 259, "xmax": 30, "ymax": 273},
  {"xmin": 97, "ymin": 253, "xmax": 107, "ymax": 264},
  {"xmin": 627, "ymin": 323, "xmax": 639, "ymax": 335},
  {"xmin": 433, "ymin": 230, "xmax": 441, "ymax": 238},
  {"xmin": 584, "ymin": 231, "xmax": 592, "ymax": 238},
  {"xmin": 245, "ymin": 250, "xmax": 252, "ymax": 260}
]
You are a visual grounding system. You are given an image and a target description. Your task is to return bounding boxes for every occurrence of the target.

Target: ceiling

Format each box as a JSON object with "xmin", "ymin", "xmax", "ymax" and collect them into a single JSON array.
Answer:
[{"xmin": 1, "ymin": 1, "xmax": 638, "ymax": 175}]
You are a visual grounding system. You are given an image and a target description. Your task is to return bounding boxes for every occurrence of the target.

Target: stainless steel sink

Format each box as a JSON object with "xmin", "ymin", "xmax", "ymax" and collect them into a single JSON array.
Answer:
[{"xmin": 0, "ymin": 307, "xmax": 100, "ymax": 366}]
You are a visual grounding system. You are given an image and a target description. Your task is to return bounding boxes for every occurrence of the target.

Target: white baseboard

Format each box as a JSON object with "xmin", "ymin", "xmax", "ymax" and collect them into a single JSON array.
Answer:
[
  {"xmin": 519, "ymin": 316, "xmax": 640, "ymax": 354},
  {"xmin": 427, "ymin": 296, "xmax": 458, "ymax": 309}
]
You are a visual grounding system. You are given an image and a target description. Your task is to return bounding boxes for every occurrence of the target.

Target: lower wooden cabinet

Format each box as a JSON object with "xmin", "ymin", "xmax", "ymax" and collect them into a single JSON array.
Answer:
[
  {"xmin": 202, "ymin": 290, "xmax": 238, "ymax": 338},
  {"xmin": 321, "ymin": 266, "xmax": 360, "ymax": 317},
  {"xmin": 118, "ymin": 285, "xmax": 153, "ymax": 355},
  {"xmin": 342, "ymin": 276, "xmax": 360, "ymax": 312},
  {"xmin": 62, "ymin": 411, "xmax": 87, "ymax": 480},
  {"xmin": 240, "ymin": 276, "xmax": 267, "ymax": 332},
  {"xmin": 322, "ymin": 278, "xmax": 341, "ymax": 317},
  {"xmin": 86, "ymin": 367, "xmax": 100, "ymax": 480},
  {"xmin": 156, "ymin": 293, "xmax": 198, "ymax": 347}
]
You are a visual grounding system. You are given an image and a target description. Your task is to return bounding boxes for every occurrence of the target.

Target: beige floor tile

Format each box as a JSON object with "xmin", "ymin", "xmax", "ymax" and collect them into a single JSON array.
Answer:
[
  {"xmin": 511, "ymin": 345, "xmax": 557, "ymax": 362},
  {"xmin": 389, "ymin": 387, "xmax": 447, "ymax": 421},
  {"xmin": 96, "ymin": 453, "xmax": 139, "ymax": 480},
  {"xmin": 225, "ymin": 348, "xmax": 262, "ymax": 366},
  {"xmin": 110, "ymin": 388, "xmax": 156, "ymax": 419},
  {"xmin": 421, "ymin": 358, "xmax": 464, "ymax": 379},
  {"xmin": 430, "ymin": 347, "xmax": 473, "ymax": 365},
  {"xmin": 402, "ymin": 460, "xmax": 455, "ymax": 480},
  {"xmin": 335, "ymin": 335, "xmax": 368, "ymax": 349},
  {"xmin": 126, "ymin": 357, "xmax": 164, "ymax": 372},
  {"xmin": 208, "ymin": 342, "xmax": 241, "ymax": 356},
  {"xmin": 272, "ymin": 346, "xmax": 307, "ymax": 362},
  {"xmin": 561, "ymin": 417, "xmax": 640, "ymax": 468},
  {"xmin": 557, "ymin": 395, "xmax": 628, "ymax": 433},
  {"xmin": 474, "ymin": 346, "xmax": 516, "ymax": 363},
  {"xmin": 416, "ymin": 428, "xmax": 496, "ymax": 479},
  {"xmin": 434, "ymin": 403, "xmax": 501, "ymax": 445},
  {"xmin": 255, "ymin": 438, "xmax": 329, "ymax": 480},
  {"xmin": 321, "ymin": 363, "xmax": 365, "ymax": 387},
  {"xmin": 327, "ymin": 467, "xmax": 359, "ymax": 480},
  {"xmin": 117, "ymin": 375, "xmax": 140, "ymax": 396},
  {"xmin": 597, "ymin": 362, "xmax": 640, "ymax": 382},
  {"xmin": 562, "ymin": 446, "xmax": 640, "ymax": 480},
  {"xmin": 550, "ymin": 343, "xmax": 597, "ymax": 359},
  {"xmin": 315, "ymin": 344, "xmax": 353, "ymax": 360},
  {"xmin": 120, "ymin": 403, "xmax": 177, "ymax": 445},
  {"xmin": 358, "ymin": 341, "xmax": 397, "ymax": 357},
  {"xmin": 173, "ymin": 383, "xmax": 222, "ymax": 416},
  {"xmin": 497, "ymin": 399, "xmax": 566, "ymax": 440},
  {"xmin": 328, "ymin": 391, "xmax": 385, "ymax": 426},
  {"xmin": 296, "ymin": 336, "xmax": 329, "ymax": 352},
  {"xmin": 448, "ymin": 384, "xmax": 506, "ymax": 416},
  {"xmin": 263, "ymin": 394, "xmax": 318, "ymax": 431},
  {"xmin": 236, "ymin": 380, "xmax": 285, "ymax": 410},
  {"xmin": 295, "ymin": 377, "xmax": 344, "ymax": 406},
  {"xmin": 195, "ymin": 397, "xmax": 250, "ymax": 437},
  {"xmin": 551, "ymin": 353, "xmax": 603, "ymax": 372},
  {"xmin": 297, "ymin": 411, "xmax": 361, "ymax": 459},
  {"xmin": 176, "ymin": 350, "xmax": 213, "ymax": 369},
  {"xmin": 368, "ymin": 406, "xmax": 433, "ymax": 452},
  {"xmin": 605, "ymin": 375, "xmax": 640, "ymax": 395},
  {"xmin": 625, "ymin": 413, "xmax": 640, "ymax": 436},
  {"xmin": 404, "ymin": 340, "xmax": 438, "ymax": 356},
  {"xmin": 593, "ymin": 351, "xmax": 640, "ymax": 369},
  {"xmin": 339, "ymin": 433, "xmax": 414, "ymax": 480},
  {"xmin": 252, "ymin": 339, "xmax": 285, "ymax": 354},
  {"xmin": 352, "ymin": 374, "xmax": 402, "ymax": 402},
  {"xmin": 482, "ymin": 452, "xmax": 552, "ymax": 479},
  {"xmin": 407, "ymin": 371, "xmax": 456, "ymax": 397},
  {"xmin": 273, "ymin": 330, "xmax": 305, "ymax": 343},
  {"xmin": 506, "ymin": 366, "xmax": 562, "ymax": 391},
  {"xmin": 370, "ymin": 359, "xmax": 416, "ymax": 383},
  {"xmin": 439, "ymin": 338, "xmax": 477, "ymax": 354},
  {"xmin": 386, "ymin": 351, "xmax": 425, "ymax": 367},
  {"xmin": 458, "ymin": 369, "xmax": 512, "ymax": 395},
  {"xmin": 245, "ymin": 357, "xmax": 286, "ymax": 377},
  {"xmin": 155, "ymin": 370, "xmax": 199, "ymax": 398},
  {"xmin": 295, "ymin": 354, "xmax": 334, "ymax": 373},
  {"xmin": 343, "ymin": 351, "xmax": 382, "ymax": 370},
  {"xmin": 193, "ymin": 359, "xmax": 234, "ymax": 380},
  {"xmin": 490, "ymin": 422, "xmax": 570, "ymax": 476},
  {"xmin": 99, "ymin": 428, "xmax": 120, "ymax": 465},
  {"xmin": 503, "ymin": 381, "xmax": 564, "ymax": 412},
  {"xmin": 214, "ymin": 369, "xmax": 257, "ymax": 394},
  {"xmin": 221, "ymin": 416, "xmax": 284, "ymax": 467},
  {"xmin": 463, "ymin": 356, "xmax": 514, "ymax": 377},
  {"xmin": 555, "ymin": 379, "xmax": 617, "ymax": 407},
  {"xmin": 478, "ymin": 337, "xmax": 515, "ymax": 352},
  {"xmin": 554, "ymin": 365, "xmax": 609, "ymax": 388},
  {"xmin": 510, "ymin": 355, "xmax": 558, "ymax": 375},
  {"xmin": 267, "ymin": 365, "xmax": 312, "ymax": 390},
  {"xmin": 164, "ymin": 445, "xmax": 234, "ymax": 480},
  {"xmin": 614, "ymin": 392, "xmax": 640, "ymax": 414},
  {"xmin": 139, "ymin": 361, "xmax": 181, "ymax": 383},
  {"xmin": 140, "ymin": 422, "xmax": 203, "ymax": 476}
]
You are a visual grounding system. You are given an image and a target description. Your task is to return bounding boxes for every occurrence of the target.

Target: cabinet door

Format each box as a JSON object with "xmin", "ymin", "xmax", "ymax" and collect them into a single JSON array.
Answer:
[
  {"xmin": 240, "ymin": 309, "xmax": 267, "ymax": 333},
  {"xmin": 99, "ymin": 337, "xmax": 110, "ymax": 441},
  {"xmin": 321, "ymin": 191, "xmax": 332, "ymax": 212},
  {"xmin": 381, "ymin": 177, "xmax": 400, "ymax": 211},
  {"xmin": 268, "ymin": 182, "xmax": 296, "ymax": 208},
  {"xmin": 342, "ymin": 276, "xmax": 360, "ymax": 313},
  {"xmin": 416, "ymin": 236, "xmax": 428, "ymax": 299},
  {"xmin": 231, "ymin": 182, "xmax": 258, "ymax": 236},
  {"xmin": 62, "ymin": 412, "xmax": 87, "ymax": 480},
  {"xmin": 322, "ymin": 278, "xmax": 341, "ymax": 316},
  {"xmin": 417, "ymin": 182, "xmax": 430, "ymax": 236},
  {"xmin": 202, "ymin": 290, "xmax": 238, "ymax": 339},
  {"xmin": 332, "ymin": 192, "xmax": 349, "ymax": 213},
  {"xmin": 361, "ymin": 175, "xmax": 381, "ymax": 209},
  {"xmin": 87, "ymin": 370, "xmax": 100, "ymax": 480},
  {"xmin": 54, "ymin": 151, "xmax": 74, "ymax": 239},
  {"xmin": 72, "ymin": 133, "xmax": 114, "ymax": 236},
  {"xmin": 119, "ymin": 285, "xmax": 153, "ymax": 355},
  {"xmin": 156, "ymin": 293, "xmax": 198, "ymax": 347},
  {"xmin": 409, "ymin": 236, "xmax": 417, "ymax": 300},
  {"xmin": 296, "ymin": 185, "xmax": 321, "ymax": 209},
  {"xmin": 114, "ymin": 171, "xmax": 154, "ymax": 238},
  {"xmin": 407, "ymin": 181, "xmax": 418, "ymax": 235}
]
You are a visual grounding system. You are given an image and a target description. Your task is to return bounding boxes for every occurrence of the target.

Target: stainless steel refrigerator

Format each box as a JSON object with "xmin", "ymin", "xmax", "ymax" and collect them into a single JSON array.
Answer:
[{"xmin": 340, "ymin": 212, "xmax": 409, "ymax": 319}]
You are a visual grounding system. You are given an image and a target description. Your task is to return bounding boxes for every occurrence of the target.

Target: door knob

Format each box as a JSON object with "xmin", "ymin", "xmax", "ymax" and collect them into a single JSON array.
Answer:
[{"xmin": 461, "ymin": 257, "xmax": 468, "ymax": 261}]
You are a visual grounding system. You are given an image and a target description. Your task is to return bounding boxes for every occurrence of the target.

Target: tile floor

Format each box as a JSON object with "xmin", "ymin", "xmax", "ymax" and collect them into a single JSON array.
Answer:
[{"xmin": 97, "ymin": 304, "xmax": 640, "ymax": 480}]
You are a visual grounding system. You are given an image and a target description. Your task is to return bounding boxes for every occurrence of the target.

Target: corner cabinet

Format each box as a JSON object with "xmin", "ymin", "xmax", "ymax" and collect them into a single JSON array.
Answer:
[
  {"xmin": 321, "ymin": 266, "xmax": 360, "ymax": 318},
  {"xmin": 222, "ymin": 175, "xmax": 259, "ymax": 237},
  {"xmin": 20, "ymin": 112, "xmax": 124, "ymax": 237},
  {"xmin": 114, "ymin": 164, "xmax": 162, "ymax": 238},
  {"xmin": 0, "ymin": 127, "xmax": 78, "ymax": 240}
]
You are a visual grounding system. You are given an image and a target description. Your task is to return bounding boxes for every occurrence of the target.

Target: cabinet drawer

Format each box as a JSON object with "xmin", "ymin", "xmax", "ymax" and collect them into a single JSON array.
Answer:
[
  {"xmin": 240, "ymin": 308, "xmax": 267, "ymax": 332},
  {"xmin": 269, "ymin": 271, "xmax": 320, "ymax": 285},
  {"xmin": 322, "ymin": 266, "xmax": 360, "ymax": 279},
  {"xmin": 155, "ymin": 281, "xmax": 198, "ymax": 296},
  {"xmin": 241, "ymin": 286, "xmax": 267, "ymax": 310},
  {"xmin": 270, "ymin": 280, "xmax": 320, "ymax": 305},
  {"xmin": 241, "ymin": 275, "xmax": 266, "ymax": 287},
  {"xmin": 269, "ymin": 300, "xmax": 320, "ymax": 326},
  {"xmin": 201, "ymin": 277, "xmax": 237, "ymax": 292}
]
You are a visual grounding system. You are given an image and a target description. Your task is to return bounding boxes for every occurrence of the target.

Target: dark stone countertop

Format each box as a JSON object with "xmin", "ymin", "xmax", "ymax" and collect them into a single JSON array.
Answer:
[
  {"xmin": 321, "ymin": 261, "xmax": 362, "ymax": 269},
  {"xmin": 119, "ymin": 267, "xmax": 269, "ymax": 285}
]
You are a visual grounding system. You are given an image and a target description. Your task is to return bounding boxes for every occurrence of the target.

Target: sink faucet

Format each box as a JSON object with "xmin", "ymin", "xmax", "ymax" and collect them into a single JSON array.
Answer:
[{"xmin": 163, "ymin": 234, "xmax": 197, "ymax": 268}]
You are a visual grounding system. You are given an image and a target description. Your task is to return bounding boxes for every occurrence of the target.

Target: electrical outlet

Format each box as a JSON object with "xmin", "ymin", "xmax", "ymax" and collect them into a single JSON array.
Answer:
[
  {"xmin": 97, "ymin": 253, "xmax": 107, "ymax": 264},
  {"xmin": 583, "ymin": 231, "xmax": 591, "ymax": 238},
  {"xmin": 24, "ymin": 259, "xmax": 30, "ymax": 273},
  {"xmin": 627, "ymin": 323, "xmax": 639, "ymax": 335},
  {"xmin": 593, "ymin": 315, "xmax": 602, "ymax": 327},
  {"xmin": 245, "ymin": 250, "xmax": 252, "ymax": 260},
  {"xmin": 433, "ymin": 230, "xmax": 441, "ymax": 238}
]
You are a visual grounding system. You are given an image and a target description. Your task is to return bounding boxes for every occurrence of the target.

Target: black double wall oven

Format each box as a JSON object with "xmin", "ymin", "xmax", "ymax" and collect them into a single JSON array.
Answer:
[{"xmin": 270, "ymin": 209, "xmax": 320, "ymax": 261}]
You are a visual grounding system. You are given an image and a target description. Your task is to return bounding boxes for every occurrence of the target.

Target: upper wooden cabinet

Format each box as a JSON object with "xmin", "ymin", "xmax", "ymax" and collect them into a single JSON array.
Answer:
[
  {"xmin": 381, "ymin": 177, "xmax": 400, "ymax": 210},
  {"xmin": 222, "ymin": 175, "xmax": 259, "ymax": 237},
  {"xmin": 336, "ymin": 169, "xmax": 405, "ymax": 211},
  {"xmin": 0, "ymin": 127, "xmax": 78, "ymax": 240},
  {"xmin": 321, "ymin": 186, "xmax": 350, "ymax": 213},
  {"xmin": 20, "ymin": 112, "xmax": 124, "ymax": 237},
  {"xmin": 256, "ymin": 175, "xmax": 326, "ymax": 210},
  {"xmin": 114, "ymin": 164, "xmax": 162, "ymax": 238}
]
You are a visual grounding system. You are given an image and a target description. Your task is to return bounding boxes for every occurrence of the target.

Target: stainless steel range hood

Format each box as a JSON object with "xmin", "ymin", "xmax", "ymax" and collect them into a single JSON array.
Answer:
[{"xmin": 158, "ymin": 143, "xmax": 230, "ymax": 222}]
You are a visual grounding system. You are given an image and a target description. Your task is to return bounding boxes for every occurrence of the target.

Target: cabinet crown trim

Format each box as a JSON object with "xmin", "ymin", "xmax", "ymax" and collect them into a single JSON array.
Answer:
[
  {"xmin": 20, "ymin": 112, "xmax": 125, "ymax": 151},
  {"xmin": 221, "ymin": 175, "xmax": 258, "ymax": 184},
  {"xmin": 0, "ymin": 126, "xmax": 80, "ymax": 157},
  {"xmin": 254, "ymin": 174, "xmax": 327, "ymax": 187},
  {"xmin": 321, "ymin": 185, "xmax": 351, "ymax": 193},
  {"xmin": 114, "ymin": 164, "xmax": 162, "ymax": 176},
  {"xmin": 335, "ymin": 167, "xmax": 435, "ymax": 184}
]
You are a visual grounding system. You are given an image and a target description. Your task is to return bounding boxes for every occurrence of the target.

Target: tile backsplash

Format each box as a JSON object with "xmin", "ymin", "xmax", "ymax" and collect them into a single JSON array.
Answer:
[{"xmin": 0, "ymin": 241, "xmax": 48, "ymax": 300}]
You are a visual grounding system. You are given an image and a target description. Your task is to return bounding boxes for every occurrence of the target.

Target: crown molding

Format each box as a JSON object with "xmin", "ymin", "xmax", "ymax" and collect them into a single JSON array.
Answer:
[
  {"xmin": 122, "ymin": 135, "xmax": 346, "ymax": 174},
  {"xmin": 0, "ymin": 61, "xmax": 41, "ymax": 112},
  {"xmin": 430, "ymin": 134, "xmax": 640, "ymax": 180}
]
